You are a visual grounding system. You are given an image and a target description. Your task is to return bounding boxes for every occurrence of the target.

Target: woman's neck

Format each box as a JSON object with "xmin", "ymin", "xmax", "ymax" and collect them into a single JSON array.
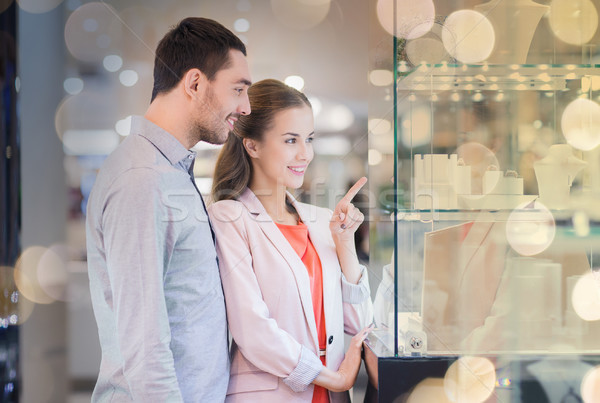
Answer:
[{"xmin": 250, "ymin": 183, "xmax": 298, "ymax": 225}]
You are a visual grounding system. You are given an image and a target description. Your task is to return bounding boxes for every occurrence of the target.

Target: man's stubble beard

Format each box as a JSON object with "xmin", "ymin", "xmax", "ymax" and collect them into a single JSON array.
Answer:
[{"xmin": 188, "ymin": 86, "xmax": 230, "ymax": 146}]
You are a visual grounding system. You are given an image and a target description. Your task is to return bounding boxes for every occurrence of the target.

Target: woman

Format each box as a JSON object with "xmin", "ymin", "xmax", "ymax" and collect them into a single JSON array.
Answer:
[{"xmin": 208, "ymin": 79, "xmax": 373, "ymax": 402}]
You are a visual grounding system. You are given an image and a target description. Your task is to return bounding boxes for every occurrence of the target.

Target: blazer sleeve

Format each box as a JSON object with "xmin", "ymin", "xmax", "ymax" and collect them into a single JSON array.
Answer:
[
  {"xmin": 208, "ymin": 201, "xmax": 323, "ymax": 392},
  {"xmin": 341, "ymin": 265, "xmax": 374, "ymax": 335}
]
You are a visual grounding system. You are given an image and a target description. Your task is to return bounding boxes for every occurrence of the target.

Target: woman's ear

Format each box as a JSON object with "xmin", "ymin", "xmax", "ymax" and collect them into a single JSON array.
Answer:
[
  {"xmin": 243, "ymin": 138, "xmax": 260, "ymax": 159},
  {"xmin": 182, "ymin": 68, "xmax": 207, "ymax": 99}
]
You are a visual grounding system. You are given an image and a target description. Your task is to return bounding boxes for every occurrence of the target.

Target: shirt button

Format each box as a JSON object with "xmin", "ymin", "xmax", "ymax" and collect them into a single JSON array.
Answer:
[
  {"xmin": 188, "ymin": 155, "xmax": 194, "ymax": 159},
  {"xmin": 328, "ymin": 335, "xmax": 333, "ymax": 345}
]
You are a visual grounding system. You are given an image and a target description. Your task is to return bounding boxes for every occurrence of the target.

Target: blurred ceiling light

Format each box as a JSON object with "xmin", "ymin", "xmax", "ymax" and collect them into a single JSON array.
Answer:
[
  {"xmin": 368, "ymin": 118, "xmax": 392, "ymax": 135},
  {"xmin": 63, "ymin": 77, "xmax": 83, "ymax": 95},
  {"xmin": 308, "ymin": 96, "xmax": 322, "ymax": 117},
  {"xmin": 451, "ymin": 92, "xmax": 461, "ymax": 102},
  {"xmin": 64, "ymin": 2, "xmax": 117, "ymax": 63},
  {"xmin": 313, "ymin": 136, "xmax": 352, "ymax": 156},
  {"xmin": 119, "ymin": 70, "xmax": 139, "ymax": 87},
  {"xmin": 284, "ymin": 75, "xmax": 305, "ymax": 91},
  {"xmin": 17, "ymin": 0, "xmax": 63, "ymax": 13},
  {"xmin": 561, "ymin": 98, "xmax": 600, "ymax": 151},
  {"xmin": 115, "ymin": 116, "xmax": 132, "ymax": 136},
  {"xmin": 472, "ymin": 92, "xmax": 484, "ymax": 102},
  {"xmin": 442, "ymin": 10, "xmax": 495, "ymax": 63},
  {"xmin": 376, "ymin": 0, "xmax": 435, "ymax": 39},
  {"xmin": 63, "ymin": 130, "xmax": 120, "ymax": 155},
  {"xmin": 271, "ymin": 0, "xmax": 331, "ymax": 30},
  {"xmin": 369, "ymin": 69, "xmax": 394, "ymax": 87},
  {"xmin": 368, "ymin": 149, "xmax": 383, "ymax": 166},
  {"xmin": 103, "ymin": 54, "xmax": 123, "ymax": 72},
  {"xmin": 549, "ymin": 0, "xmax": 598, "ymax": 45},
  {"xmin": 234, "ymin": 18, "xmax": 250, "ymax": 32}
]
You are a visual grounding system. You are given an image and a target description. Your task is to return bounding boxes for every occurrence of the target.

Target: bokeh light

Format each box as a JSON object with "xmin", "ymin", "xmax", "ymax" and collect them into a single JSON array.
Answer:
[
  {"xmin": 506, "ymin": 201, "xmax": 556, "ymax": 256},
  {"xmin": 368, "ymin": 149, "xmax": 383, "ymax": 166},
  {"xmin": 442, "ymin": 10, "xmax": 495, "ymax": 64},
  {"xmin": 63, "ymin": 77, "xmax": 83, "ymax": 95},
  {"xmin": 581, "ymin": 365, "xmax": 600, "ymax": 402},
  {"xmin": 271, "ymin": 0, "xmax": 331, "ymax": 30},
  {"xmin": 549, "ymin": 0, "xmax": 598, "ymax": 45},
  {"xmin": 369, "ymin": 69, "xmax": 394, "ymax": 87},
  {"xmin": 14, "ymin": 247, "xmax": 55, "ymax": 304},
  {"xmin": 119, "ymin": 70, "xmax": 139, "ymax": 87},
  {"xmin": 284, "ymin": 75, "xmax": 305, "ymax": 91},
  {"xmin": 406, "ymin": 36, "xmax": 448, "ymax": 66},
  {"xmin": 17, "ymin": 0, "xmax": 62, "ymax": 14},
  {"xmin": 368, "ymin": 118, "xmax": 392, "ymax": 135},
  {"xmin": 234, "ymin": 18, "xmax": 250, "ymax": 32},
  {"xmin": 376, "ymin": 0, "xmax": 435, "ymax": 39},
  {"xmin": 103, "ymin": 55, "xmax": 123, "ymax": 72},
  {"xmin": 37, "ymin": 244, "xmax": 70, "ymax": 302},
  {"xmin": 561, "ymin": 98, "xmax": 600, "ymax": 151},
  {"xmin": 115, "ymin": 116, "xmax": 132, "ymax": 136},
  {"xmin": 444, "ymin": 356, "xmax": 496, "ymax": 403},
  {"xmin": 571, "ymin": 272, "xmax": 600, "ymax": 321},
  {"xmin": 64, "ymin": 2, "xmax": 118, "ymax": 63}
]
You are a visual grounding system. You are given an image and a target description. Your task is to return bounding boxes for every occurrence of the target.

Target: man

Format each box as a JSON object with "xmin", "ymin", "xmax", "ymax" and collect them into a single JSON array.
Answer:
[{"xmin": 86, "ymin": 17, "xmax": 251, "ymax": 402}]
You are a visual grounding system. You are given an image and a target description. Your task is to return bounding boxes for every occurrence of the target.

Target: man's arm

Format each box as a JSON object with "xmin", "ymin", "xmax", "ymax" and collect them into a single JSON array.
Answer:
[{"xmin": 102, "ymin": 168, "xmax": 183, "ymax": 401}]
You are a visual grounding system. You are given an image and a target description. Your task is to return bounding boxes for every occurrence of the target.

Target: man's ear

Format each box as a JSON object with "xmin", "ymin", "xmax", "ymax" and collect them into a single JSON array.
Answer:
[
  {"xmin": 243, "ymin": 138, "xmax": 260, "ymax": 159},
  {"xmin": 182, "ymin": 68, "xmax": 207, "ymax": 99}
]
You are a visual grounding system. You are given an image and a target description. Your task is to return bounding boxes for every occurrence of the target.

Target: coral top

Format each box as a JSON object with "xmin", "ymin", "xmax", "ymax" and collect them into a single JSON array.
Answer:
[{"xmin": 276, "ymin": 221, "xmax": 329, "ymax": 403}]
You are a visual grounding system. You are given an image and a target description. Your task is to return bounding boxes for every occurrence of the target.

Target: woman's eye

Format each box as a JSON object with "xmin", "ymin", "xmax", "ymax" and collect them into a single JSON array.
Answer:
[
  {"xmin": 235, "ymin": 88, "xmax": 243, "ymax": 94},
  {"xmin": 285, "ymin": 138, "xmax": 296, "ymax": 144},
  {"xmin": 306, "ymin": 137, "xmax": 314, "ymax": 143}
]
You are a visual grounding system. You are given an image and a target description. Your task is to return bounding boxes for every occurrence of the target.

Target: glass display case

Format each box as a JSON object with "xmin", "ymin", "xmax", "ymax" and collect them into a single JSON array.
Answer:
[{"xmin": 366, "ymin": 0, "xmax": 600, "ymax": 401}]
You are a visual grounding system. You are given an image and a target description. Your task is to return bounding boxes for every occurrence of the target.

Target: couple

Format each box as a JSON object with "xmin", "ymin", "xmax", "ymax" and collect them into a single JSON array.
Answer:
[{"xmin": 86, "ymin": 17, "xmax": 373, "ymax": 403}]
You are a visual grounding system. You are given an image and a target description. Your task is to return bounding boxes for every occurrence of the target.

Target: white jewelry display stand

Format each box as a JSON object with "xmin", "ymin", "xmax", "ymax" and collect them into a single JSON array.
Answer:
[
  {"xmin": 475, "ymin": 0, "xmax": 549, "ymax": 64},
  {"xmin": 534, "ymin": 144, "xmax": 587, "ymax": 209}
]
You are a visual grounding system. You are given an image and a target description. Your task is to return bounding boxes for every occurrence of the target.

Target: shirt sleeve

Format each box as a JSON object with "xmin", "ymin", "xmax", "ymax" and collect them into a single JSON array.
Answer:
[
  {"xmin": 101, "ymin": 168, "xmax": 183, "ymax": 402},
  {"xmin": 209, "ymin": 201, "xmax": 323, "ymax": 392}
]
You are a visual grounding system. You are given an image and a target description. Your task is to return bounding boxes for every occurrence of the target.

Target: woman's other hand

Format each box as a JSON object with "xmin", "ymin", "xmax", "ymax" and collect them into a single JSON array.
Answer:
[{"xmin": 313, "ymin": 324, "xmax": 374, "ymax": 392}]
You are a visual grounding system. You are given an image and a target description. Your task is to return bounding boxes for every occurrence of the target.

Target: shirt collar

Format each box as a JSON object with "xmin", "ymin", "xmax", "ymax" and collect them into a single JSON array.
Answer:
[{"xmin": 130, "ymin": 115, "xmax": 195, "ymax": 166}]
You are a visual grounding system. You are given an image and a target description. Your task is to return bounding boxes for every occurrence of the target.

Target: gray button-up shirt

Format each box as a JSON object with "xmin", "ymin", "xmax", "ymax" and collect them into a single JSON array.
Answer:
[{"xmin": 86, "ymin": 116, "xmax": 229, "ymax": 402}]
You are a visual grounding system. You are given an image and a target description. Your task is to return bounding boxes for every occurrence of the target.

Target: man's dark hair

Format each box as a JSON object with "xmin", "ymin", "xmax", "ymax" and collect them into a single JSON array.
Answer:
[{"xmin": 151, "ymin": 17, "xmax": 246, "ymax": 102}]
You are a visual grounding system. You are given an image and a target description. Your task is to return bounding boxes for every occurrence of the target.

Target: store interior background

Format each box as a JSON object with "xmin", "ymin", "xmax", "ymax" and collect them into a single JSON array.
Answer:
[
  {"xmin": 10, "ymin": 0, "xmax": 388, "ymax": 401},
  {"xmin": 6, "ymin": 0, "xmax": 600, "ymax": 401}
]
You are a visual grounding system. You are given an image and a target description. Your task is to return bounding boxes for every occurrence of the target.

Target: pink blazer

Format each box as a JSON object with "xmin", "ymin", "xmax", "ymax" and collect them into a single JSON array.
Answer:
[{"xmin": 208, "ymin": 188, "xmax": 373, "ymax": 402}]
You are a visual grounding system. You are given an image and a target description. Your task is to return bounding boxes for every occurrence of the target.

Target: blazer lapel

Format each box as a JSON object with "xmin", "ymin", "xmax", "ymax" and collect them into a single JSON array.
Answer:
[{"xmin": 238, "ymin": 189, "xmax": 319, "ymax": 349}]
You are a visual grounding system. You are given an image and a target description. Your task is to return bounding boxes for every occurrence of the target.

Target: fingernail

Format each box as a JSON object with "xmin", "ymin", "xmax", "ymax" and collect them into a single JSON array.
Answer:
[{"xmin": 341, "ymin": 224, "xmax": 346, "ymax": 229}]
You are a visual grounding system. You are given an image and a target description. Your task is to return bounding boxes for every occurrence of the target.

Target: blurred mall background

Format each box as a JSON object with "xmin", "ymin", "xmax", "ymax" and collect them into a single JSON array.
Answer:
[{"xmin": 1, "ymin": 0, "xmax": 394, "ymax": 401}]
